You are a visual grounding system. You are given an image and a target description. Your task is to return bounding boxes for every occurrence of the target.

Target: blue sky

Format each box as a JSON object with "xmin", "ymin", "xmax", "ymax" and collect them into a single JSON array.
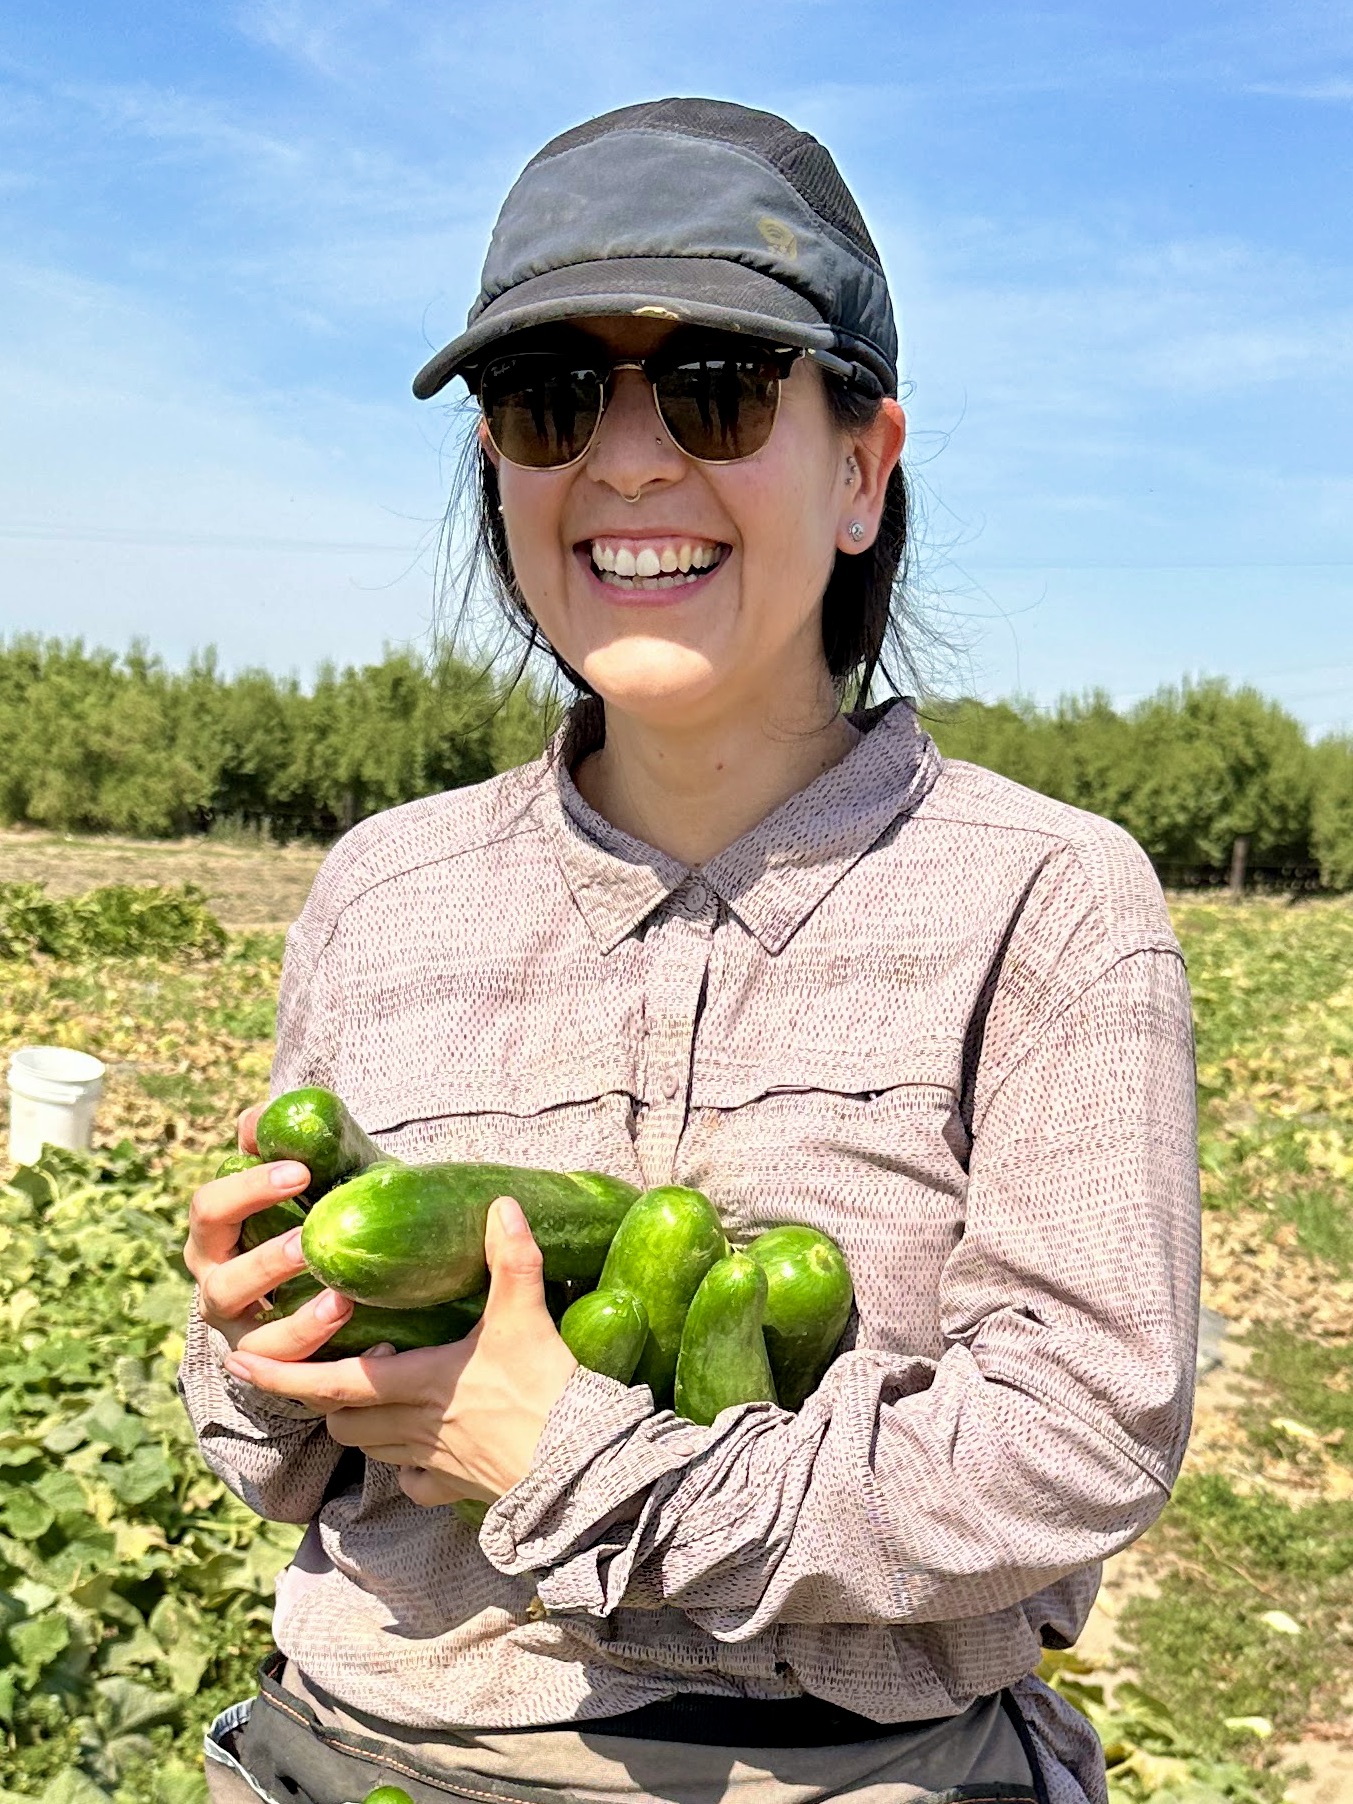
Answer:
[{"xmin": 2, "ymin": 1, "xmax": 1350, "ymax": 732}]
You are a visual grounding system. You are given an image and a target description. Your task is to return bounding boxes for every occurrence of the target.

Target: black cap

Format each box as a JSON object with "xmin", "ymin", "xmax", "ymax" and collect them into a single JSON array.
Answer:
[{"xmin": 413, "ymin": 98, "xmax": 898, "ymax": 402}]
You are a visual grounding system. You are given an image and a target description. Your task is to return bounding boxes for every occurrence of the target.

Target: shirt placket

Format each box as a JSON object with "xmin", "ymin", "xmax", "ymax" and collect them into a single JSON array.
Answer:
[{"xmin": 634, "ymin": 877, "xmax": 717, "ymax": 1189}]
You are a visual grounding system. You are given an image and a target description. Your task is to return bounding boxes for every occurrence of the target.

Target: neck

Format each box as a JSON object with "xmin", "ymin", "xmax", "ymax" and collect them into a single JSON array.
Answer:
[{"xmin": 574, "ymin": 682, "xmax": 858, "ymax": 867}]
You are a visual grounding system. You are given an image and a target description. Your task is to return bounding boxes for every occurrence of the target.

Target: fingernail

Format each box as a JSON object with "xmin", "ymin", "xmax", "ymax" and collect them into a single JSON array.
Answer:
[
  {"xmin": 364, "ymin": 1342, "xmax": 396, "ymax": 1357},
  {"xmin": 224, "ymin": 1356, "xmax": 251, "ymax": 1380},
  {"xmin": 316, "ymin": 1289, "xmax": 352, "ymax": 1322},
  {"xmin": 283, "ymin": 1229, "xmax": 304, "ymax": 1259},
  {"xmin": 495, "ymin": 1195, "xmax": 528, "ymax": 1236},
  {"xmin": 271, "ymin": 1161, "xmax": 309, "ymax": 1189}
]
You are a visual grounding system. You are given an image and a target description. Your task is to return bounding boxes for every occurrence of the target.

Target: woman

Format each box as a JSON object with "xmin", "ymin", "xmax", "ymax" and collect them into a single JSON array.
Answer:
[{"xmin": 181, "ymin": 98, "xmax": 1200, "ymax": 1804}]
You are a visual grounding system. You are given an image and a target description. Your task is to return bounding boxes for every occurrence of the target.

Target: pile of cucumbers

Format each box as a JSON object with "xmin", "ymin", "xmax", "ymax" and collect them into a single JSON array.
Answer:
[{"xmin": 222, "ymin": 1087, "xmax": 853, "ymax": 1427}]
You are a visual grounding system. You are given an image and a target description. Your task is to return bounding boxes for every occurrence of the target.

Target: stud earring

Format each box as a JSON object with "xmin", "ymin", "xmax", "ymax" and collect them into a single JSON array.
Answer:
[
  {"xmin": 848, "ymin": 520, "xmax": 866, "ymax": 542},
  {"xmin": 845, "ymin": 456, "xmax": 859, "ymax": 484}
]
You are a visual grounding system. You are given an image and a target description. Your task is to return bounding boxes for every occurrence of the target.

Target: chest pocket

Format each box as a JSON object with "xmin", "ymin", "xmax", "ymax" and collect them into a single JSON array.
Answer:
[
  {"xmin": 680, "ymin": 1048, "xmax": 971, "ymax": 1361},
  {"xmin": 344, "ymin": 1056, "xmax": 646, "ymax": 1189}
]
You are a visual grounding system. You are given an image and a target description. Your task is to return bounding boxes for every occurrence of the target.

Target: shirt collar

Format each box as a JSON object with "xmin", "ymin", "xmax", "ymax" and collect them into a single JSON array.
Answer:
[{"xmin": 535, "ymin": 700, "xmax": 941, "ymax": 955}]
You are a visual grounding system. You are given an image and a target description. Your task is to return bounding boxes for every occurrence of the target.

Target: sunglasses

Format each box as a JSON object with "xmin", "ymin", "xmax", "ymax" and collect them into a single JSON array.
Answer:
[{"xmin": 472, "ymin": 333, "xmax": 863, "ymax": 472}]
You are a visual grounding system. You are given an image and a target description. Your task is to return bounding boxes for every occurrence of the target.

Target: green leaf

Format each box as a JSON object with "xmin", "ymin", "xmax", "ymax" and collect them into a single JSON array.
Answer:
[
  {"xmin": 107, "ymin": 1445, "xmax": 175, "ymax": 1507},
  {"xmin": 42, "ymin": 1419, "xmax": 89, "ymax": 1456},
  {"xmin": 81, "ymin": 1399, "xmax": 146, "ymax": 1457},
  {"xmin": 10, "ymin": 1609, "xmax": 71, "ymax": 1683},
  {"xmin": 94, "ymin": 1676, "xmax": 181, "ymax": 1737},
  {"xmin": 0, "ymin": 1490, "xmax": 57, "ymax": 1542},
  {"xmin": 33, "ymin": 1469, "xmax": 89, "ymax": 1524},
  {"xmin": 37, "ymin": 1770, "xmax": 110, "ymax": 1804},
  {"xmin": 146, "ymin": 1598, "xmax": 212, "ymax": 1696}
]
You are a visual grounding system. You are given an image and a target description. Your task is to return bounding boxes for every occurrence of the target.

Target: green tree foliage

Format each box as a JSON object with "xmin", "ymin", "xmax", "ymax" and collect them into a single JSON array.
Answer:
[
  {"xmin": 927, "ymin": 678, "xmax": 1350, "ymax": 889},
  {"xmin": 0, "ymin": 640, "xmax": 551, "ymax": 842},
  {"xmin": 1311, "ymin": 735, "xmax": 1353, "ymax": 891},
  {"xmin": 1, "ymin": 642, "xmax": 1348, "ymax": 889}
]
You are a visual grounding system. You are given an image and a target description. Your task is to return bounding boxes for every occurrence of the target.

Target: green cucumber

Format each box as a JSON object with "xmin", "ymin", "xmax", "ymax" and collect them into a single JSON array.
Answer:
[
  {"xmin": 746, "ymin": 1224, "xmax": 854, "ymax": 1410},
  {"xmin": 674, "ymin": 1252, "xmax": 777, "ymax": 1426},
  {"xmin": 301, "ymin": 1162, "xmax": 634, "ymax": 1308},
  {"xmin": 268, "ymin": 1273, "xmax": 486, "ymax": 1358},
  {"xmin": 453, "ymin": 1498, "xmax": 489, "ymax": 1531},
  {"xmin": 216, "ymin": 1151, "xmax": 265, "ymax": 1179},
  {"xmin": 559, "ymin": 1288, "xmax": 649, "ymax": 1383},
  {"xmin": 239, "ymin": 1196, "xmax": 308, "ymax": 1253},
  {"xmin": 363, "ymin": 1789, "xmax": 416, "ymax": 1804},
  {"xmin": 215, "ymin": 1152, "xmax": 308, "ymax": 1253},
  {"xmin": 256, "ymin": 1085, "xmax": 385, "ymax": 1201},
  {"xmin": 598, "ymin": 1186, "xmax": 727, "ymax": 1404},
  {"xmin": 566, "ymin": 1170, "xmax": 643, "ymax": 1214}
]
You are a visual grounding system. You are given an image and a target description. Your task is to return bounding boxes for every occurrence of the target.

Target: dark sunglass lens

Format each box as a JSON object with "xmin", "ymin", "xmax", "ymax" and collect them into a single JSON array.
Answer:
[
  {"xmin": 656, "ymin": 355, "xmax": 780, "ymax": 461},
  {"xmin": 480, "ymin": 356, "xmax": 603, "ymax": 468}
]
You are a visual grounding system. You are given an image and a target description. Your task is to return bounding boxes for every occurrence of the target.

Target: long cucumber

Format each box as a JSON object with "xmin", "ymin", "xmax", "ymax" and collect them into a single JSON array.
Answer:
[{"xmin": 302, "ymin": 1162, "xmax": 636, "ymax": 1308}]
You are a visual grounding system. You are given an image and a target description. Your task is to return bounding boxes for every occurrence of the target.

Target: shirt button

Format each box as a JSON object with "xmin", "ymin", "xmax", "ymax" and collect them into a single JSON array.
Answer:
[
  {"xmin": 662, "ymin": 1072, "xmax": 680, "ymax": 1100},
  {"xmin": 687, "ymin": 879, "xmax": 708, "ymax": 910}
]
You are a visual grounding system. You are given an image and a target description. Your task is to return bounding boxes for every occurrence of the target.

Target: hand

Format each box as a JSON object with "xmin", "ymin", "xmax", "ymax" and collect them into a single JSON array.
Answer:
[
  {"xmin": 184, "ymin": 1103, "xmax": 355, "ymax": 1358},
  {"xmin": 220, "ymin": 1197, "xmax": 578, "ymax": 1507}
]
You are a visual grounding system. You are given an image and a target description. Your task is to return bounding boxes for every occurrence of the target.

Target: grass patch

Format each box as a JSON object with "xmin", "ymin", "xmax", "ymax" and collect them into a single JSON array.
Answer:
[
  {"xmin": 1242, "ymin": 1326, "xmax": 1353, "ymax": 1461},
  {"xmin": 1121, "ymin": 1476, "xmax": 1353, "ymax": 1754}
]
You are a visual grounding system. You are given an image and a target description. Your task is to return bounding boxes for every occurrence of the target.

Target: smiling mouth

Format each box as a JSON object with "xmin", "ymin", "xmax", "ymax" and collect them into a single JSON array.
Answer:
[{"xmin": 584, "ymin": 537, "xmax": 730, "ymax": 591}]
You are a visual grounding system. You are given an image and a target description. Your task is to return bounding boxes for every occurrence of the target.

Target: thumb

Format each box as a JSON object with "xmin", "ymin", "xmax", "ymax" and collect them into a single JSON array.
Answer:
[{"xmin": 481, "ymin": 1196, "xmax": 549, "ymax": 1325}]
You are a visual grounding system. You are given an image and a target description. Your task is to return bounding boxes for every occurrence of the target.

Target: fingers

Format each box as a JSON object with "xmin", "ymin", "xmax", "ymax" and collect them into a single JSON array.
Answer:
[
  {"xmin": 238, "ymin": 1102, "xmax": 265, "ymax": 1154},
  {"xmin": 398, "ymin": 1468, "xmax": 477, "ymax": 1508},
  {"xmin": 325, "ymin": 1403, "xmax": 427, "ymax": 1449},
  {"xmin": 221, "ymin": 1344, "xmax": 427, "ymax": 1408},
  {"xmin": 233, "ymin": 1285, "xmax": 354, "ymax": 1361},
  {"xmin": 198, "ymin": 1226, "xmax": 309, "ymax": 1324},
  {"xmin": 480, "ymin": 1196, "xmax": 547, "ymax": 1325},
  {"xmin": 187, "ymin": 1160, "xmax": 311, "ymax": 1272}
]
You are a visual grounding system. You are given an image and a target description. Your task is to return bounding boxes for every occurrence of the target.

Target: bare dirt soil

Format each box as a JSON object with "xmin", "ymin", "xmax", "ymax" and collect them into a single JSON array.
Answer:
[{"xmin": 0, "ymin": 827, "xmax": 326, "ymax": 927}]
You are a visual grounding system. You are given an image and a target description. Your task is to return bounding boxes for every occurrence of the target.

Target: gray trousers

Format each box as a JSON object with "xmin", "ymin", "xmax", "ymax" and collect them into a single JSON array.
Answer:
[{"xmin": 204, "ymin": 1656, "xmax": 1044, "ymax": 1804}]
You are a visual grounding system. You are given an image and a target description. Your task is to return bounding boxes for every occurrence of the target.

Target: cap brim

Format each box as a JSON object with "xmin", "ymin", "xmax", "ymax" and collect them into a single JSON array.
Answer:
[{"xmin": 412, "ymin": 256, "xmax": 835, "ymax": 400}]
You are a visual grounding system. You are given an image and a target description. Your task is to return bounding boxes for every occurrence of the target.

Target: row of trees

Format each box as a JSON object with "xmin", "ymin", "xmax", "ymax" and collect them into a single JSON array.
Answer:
[
  {"xmin": 923, "ymin": 682, "xmax": 1353, "ymax": 890},
  {"xmin": 0, "ymin": 639, "xmax": 1349, "ymax": 888},
  {"xmin": 0, "ymin": 638, "xmax": 550, "ymax": 841}
]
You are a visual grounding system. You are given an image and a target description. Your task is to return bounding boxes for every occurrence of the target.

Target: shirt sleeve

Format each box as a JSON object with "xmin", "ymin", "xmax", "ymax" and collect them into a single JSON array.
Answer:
[
  {"xmin": 176, "ymin": 901, "xmax": 345, "ymax": 1518},
  {"xmin": 479, "ymin": 944, "xmax": 1201, "ymax": 1640}
]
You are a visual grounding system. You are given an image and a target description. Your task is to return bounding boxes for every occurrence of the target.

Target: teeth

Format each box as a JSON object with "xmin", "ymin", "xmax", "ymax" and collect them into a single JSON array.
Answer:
[{"xmin": 588, "ymin": 540, "xmax": 725, "ymax": 584}]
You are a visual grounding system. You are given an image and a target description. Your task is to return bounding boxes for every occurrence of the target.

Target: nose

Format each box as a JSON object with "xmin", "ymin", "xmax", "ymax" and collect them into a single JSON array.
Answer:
[{"xmin": 584, "ymin": 366, "xmax": 686, "ymax": 500}]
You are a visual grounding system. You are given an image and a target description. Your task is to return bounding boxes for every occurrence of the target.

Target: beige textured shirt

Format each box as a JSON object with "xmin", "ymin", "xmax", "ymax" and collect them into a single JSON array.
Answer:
[{"xmin": 179, "ymin": 701, "xmax": 1201, "ymax": 1804}]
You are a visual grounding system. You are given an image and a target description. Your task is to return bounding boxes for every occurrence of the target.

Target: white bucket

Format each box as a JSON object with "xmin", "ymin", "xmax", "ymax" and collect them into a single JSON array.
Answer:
[{"xmin": 7, "ymin": 1046, "xmax": 106, "ymax": 1166}]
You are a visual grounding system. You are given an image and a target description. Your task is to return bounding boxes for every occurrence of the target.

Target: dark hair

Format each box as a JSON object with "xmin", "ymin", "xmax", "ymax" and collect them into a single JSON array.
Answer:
[{"xmin": 443, "ymin": 373, "xmax": 923, "ymax": 712}]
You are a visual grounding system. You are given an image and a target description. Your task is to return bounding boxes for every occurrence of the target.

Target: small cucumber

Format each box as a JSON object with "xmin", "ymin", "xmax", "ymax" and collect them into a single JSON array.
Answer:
[
  {"xmin": 363, "ymin": 1788, "xmax": 416, "ymax": 1804},
  {"xmin": 746, "ymin": 1224, "xmax": 854, "ymax": 1410},
  {"xmin": 302, "ymin": 1162, "xmax": 634, "ymax": 1308},
  {"xmin": 256, "ymin": 1085, "xmax": 385, "ymax": 1201},
  {"xmin": 239, "ymin": 1196, "xmax": 308, "ymax": 1253},
  {"xmin": 453, "ymin": 1498, "xmax": 489, "ymax": 1532},
  {"xmin": 598, "ymin": 1186, "xmax": 727, "ymax": 1404},
  {"xmin": 674, "ymin": 1251, "xmax": 777, "ymax": 1426},
  {"xmin": 559, "ymin": 1288, "xmax": 649, "ymax": 1383},
  {"xmin": 216, "ymin": 1151, "xmax": 265, "ymax": 1179},
  {"xmin": 268, "ymin": 1274, "xmax": 486, "ymax": 1358}
]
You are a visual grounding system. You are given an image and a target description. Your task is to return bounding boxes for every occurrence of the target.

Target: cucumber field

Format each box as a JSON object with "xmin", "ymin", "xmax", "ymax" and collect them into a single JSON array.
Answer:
[{"xmin": 1, "ymin": 834, "xmax": 1351, "ymax": 1804}]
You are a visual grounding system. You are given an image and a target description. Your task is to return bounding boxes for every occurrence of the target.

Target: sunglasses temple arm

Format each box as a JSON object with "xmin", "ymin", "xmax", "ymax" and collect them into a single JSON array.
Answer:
[{"xmin": 805, "ymin": 348, "xmax": 886, "ymax": 398}]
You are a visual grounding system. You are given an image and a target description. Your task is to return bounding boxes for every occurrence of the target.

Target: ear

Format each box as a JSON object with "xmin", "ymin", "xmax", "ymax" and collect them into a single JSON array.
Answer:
[
  {"xmin": 477, "ymin": 414, "xmax": 501, "ymax": 470},
  {"xmin": 836, "ymin": 398, "xmax": 905, "ymax": 555}
]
